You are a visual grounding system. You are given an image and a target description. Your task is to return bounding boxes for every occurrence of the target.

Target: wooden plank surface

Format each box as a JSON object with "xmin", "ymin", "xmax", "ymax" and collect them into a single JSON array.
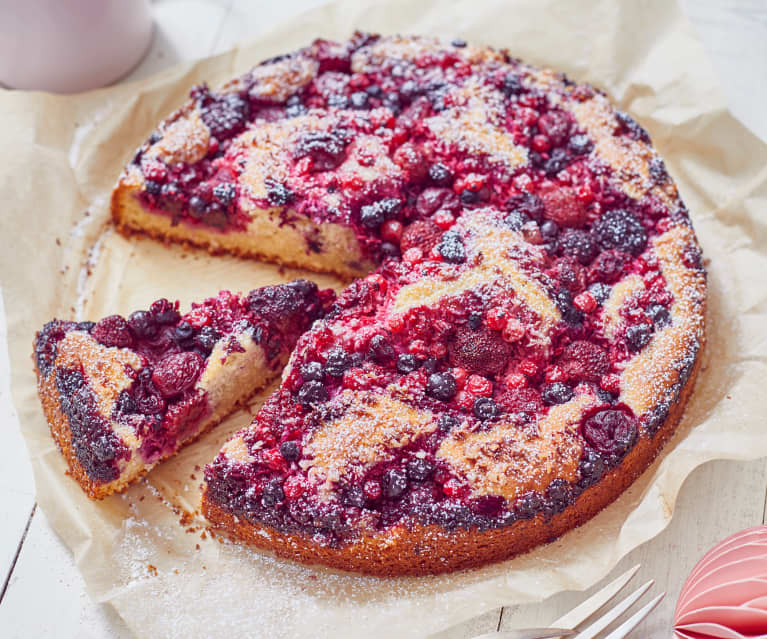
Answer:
[{"xmin": 1, "ymin": 1, "xmax": 765, "ymax": 637}]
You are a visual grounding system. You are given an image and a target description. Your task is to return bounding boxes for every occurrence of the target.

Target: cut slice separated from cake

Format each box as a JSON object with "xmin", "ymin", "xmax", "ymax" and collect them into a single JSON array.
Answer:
[{"xmin": 33, "ymin": 280, "xmax": 334, "ymax": 499}]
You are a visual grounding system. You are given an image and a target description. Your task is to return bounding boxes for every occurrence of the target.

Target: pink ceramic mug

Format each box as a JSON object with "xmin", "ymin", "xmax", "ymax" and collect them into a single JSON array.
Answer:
[{"xmin": 0, "ymin": 0, "xmax": 153, "ymax": 93}]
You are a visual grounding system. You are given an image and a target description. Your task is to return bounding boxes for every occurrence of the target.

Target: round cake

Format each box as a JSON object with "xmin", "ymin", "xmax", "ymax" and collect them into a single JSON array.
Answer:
[{"xmin": 111, "ymin": 33, "xmax": 707, "ymax": 575}]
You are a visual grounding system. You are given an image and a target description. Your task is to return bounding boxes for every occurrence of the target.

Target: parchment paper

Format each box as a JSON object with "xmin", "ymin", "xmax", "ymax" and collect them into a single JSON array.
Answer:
[{"xmin": 3, "ymin": 0, "xmax": 767, "ymax": 636}]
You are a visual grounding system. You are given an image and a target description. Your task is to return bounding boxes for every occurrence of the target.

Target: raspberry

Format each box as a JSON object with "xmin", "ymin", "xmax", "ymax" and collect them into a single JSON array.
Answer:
[
  {"xmin": 466, "ymin": 375, "xmax": 492, "ymax": 396},
  {"xmin": 504, "ymin": 372, "xmax": 527, "ymax": 388},
  {"xmin": 541, "ymin": 186, "xmax": 587, "ymax": 228},
  {"xmin": 432, "ymin": 209, "xmax": 455, "ymax": 230},
  {"xmin": 496, "ymin": 387, "xmax": 542, "ymax": 414},
  {"xmin": 485, "ymin": 308, "xmax": 507, "ymax": 331},
  {"xmin": 400, "ymin": 220, "xmax": 442, "ymax": 254},
  {"xmin": 502, "ymin": 317, "xmax": 525, "ymax": 343},
  {"xmin": 519, "ymin": 359, "xmax": 539, "ymax": 377},
  {"xmin": 263, "ymin": 447, "xmax": 286, "ymax": 471},
  {"xmin": 454, "ymin": 390, "xmax": 475, "ymax": 410},
  {"xmin": 451, "ymin": 367, "xmax": 468, "ymax": 389},
  {"xmin": 92, "ymin": 315, "xmax": 134, "ymax": 348},
  {"xmin": 537, "ymin": 111, "xmax": 571, "ymax": 146},
  {"xmin": 151, "ymin": 352, "xmax": 204, "ymax": 398},
  {"xmin": 283, "ymin": 476, "xmax": 307, "ymax": 501},
  {"xmin": 544, "ymin": 366, "xmax": 567, "ymax": 383},
  {"xmin": 363, "ymin": 479, "xmax": 382, "ymax": 500},
  {"xmin": 558, "ymin": 340, "xmax": 609, "ymax": 382}
]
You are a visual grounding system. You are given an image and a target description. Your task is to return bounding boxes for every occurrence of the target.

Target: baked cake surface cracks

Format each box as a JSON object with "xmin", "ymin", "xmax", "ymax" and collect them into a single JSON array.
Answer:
[{"xmin": 106, "ymin": 33, "xmax": 705, "ymax": 574}]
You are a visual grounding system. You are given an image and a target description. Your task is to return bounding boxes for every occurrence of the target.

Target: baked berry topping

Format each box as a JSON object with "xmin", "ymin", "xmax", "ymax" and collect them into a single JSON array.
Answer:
[
  {"xmin": 473, "ymin": 397, "xmax": 499, "ymax": 420},
  {"xmin": 593, "ymin": 209, "xmax": 647, "ymax": 256},
  {"xmin": 541, "ymin": 382, "xmax": 574, "ymax": 405},
  {"xmin": 151, "ymin": 352, "xmax": 204, "ymax": 398},
  {"xmin": 582, "ymin": 409, "xmax": 638, "ymax": 457},
  {"xmin": 297, "ymin": 380, "xmax": 329, "ymax": 405},
  {"xmin": 400, "ymin": 219, "xmax": 442, "ymax": 254},
  {"xmin": 448, "ymin": 326, "xmax": 511, "ymax": 376},
  {"xmin": 437, "ymin": 230, "xmax": 466, "ymax": 264},
  {"xmin": 558, "ymin": 229, "xmax": 598, "ymax": 265},
  {"xmin": 558, "ymin": 341, "xmax": 609, "ymax": 382},
  {"xmin": 199, "ymin": 90, "xmax": 250, "ymax": 140},
  {"xmin": 92, "ymin": 315, "xmax": 135, "ymax": 348},
  {"xmin": 426, "ymin": 372, "xmax": 458, "ymax": 401},
  {"xmin": 293, "ymin": 130, "xmax": 349, "ymax": 171}
]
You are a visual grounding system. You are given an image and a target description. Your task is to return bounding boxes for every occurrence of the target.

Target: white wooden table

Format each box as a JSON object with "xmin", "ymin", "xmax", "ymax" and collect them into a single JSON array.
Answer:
[{"xmin": 1, "ymin": 1, "xmax": 765, "ymax": 637}]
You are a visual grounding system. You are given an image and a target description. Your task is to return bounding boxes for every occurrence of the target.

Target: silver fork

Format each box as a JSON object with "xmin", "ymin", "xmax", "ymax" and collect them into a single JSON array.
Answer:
[{"xmin": 471, "ymin": 564, "xmax": 664, "ymax": 639}]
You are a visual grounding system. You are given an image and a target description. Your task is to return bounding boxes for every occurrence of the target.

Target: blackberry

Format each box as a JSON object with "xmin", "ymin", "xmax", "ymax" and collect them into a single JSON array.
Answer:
[
  {"xmin": 212, "ymin": 183, "xmax": 236, "ymax": 206},
  {"xmin": 593, "ymin": 209, "xmax": 647, "ymax": 256},
  {"xmin": 559, "ymin": 229, "xmax": 598, "ymax": 265},
  {"xmin": 507, "ymin": 192, "xmax": 544, "ymax": 222},
  {"xmin": 200, "ymin": 92, "xmax": 250, "ymax": 140},
  {"xmin": 501, "ymin": 72, "xmax": 524, "ymax": 96},
  {"xmin": 426, "ymin": 372, "xmax": 458, "ymax": 401},
  {"xmin": 647, "ymin": 304, "xmax": 671, "ymax": 328},
  {"xmin": 587, "ymin": 282, "xmax": 611, "ymax": 305},
  {"xmin": 504, "ymin": 210, "xmax": 529, "ymax": 231},
  {"xmin": 579, "ymin": 448, "xmax": 606, "ymax": 487},
  {"xmin": 516, "ymin": 492, "xmax": 542, "ymax": 520},
  {"xmin": 265, "ymin": 179, "xmax": 293, "ymax": 206},
  {"xmin": 428, "ymin": 162, "xmax": 453, "ymax": 186},
  {"xmin": 360, "ymin": 203, "xmax": 384, "ymax": 228},
  {"xmin": 615, "ymin": 111, "xmax": 651, "ymax": 143},
  {"xmin": 396, "ymin": 353, "xmax": 420, "ymax": 374},
  {"xmin": 194, "ymin": 326, "xmax": 220, "ymax": 355},
  {"xmin": 543, "ymin": 148, "xmax": 568, "ymax": 176},
  {"xmin": 437, "ymin": 230, "xmax": 466, "ymax": 264}
]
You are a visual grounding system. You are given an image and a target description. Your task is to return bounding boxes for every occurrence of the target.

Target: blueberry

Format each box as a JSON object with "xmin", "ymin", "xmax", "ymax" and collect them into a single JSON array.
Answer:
[
  {"xmin": 473, "ymin": 397, "xmax": 499, "ymax": 420},
  {"xmin": 541, "ymin": 220, "xmax": 559, "ymax": 239},
  {"xmin": 516, "ymin": 492, "xmax": 542, "ymax": 520},
  {"xmin": 428, "ymin": 162, "xmax": 453, "ymax": 186},
  {"xmin": 261, "ymin": 478, "xmax": 285, "ymax": 506},
  {"xmin": 128, "ymin": 310, "xmax": 159, "ymax": 340},
  {"xmin": 383, "ymin": 468, "xmax": 408, "ymax": 499},
  {"xmin": 451, "ymin": 38, "xmax": 467, "ymax": 48},
  {"xmin": 544, "ymin": 148, "xmax": 569, "ymax": 176},
  {"xmin": 593, "ymin": 209, "xmax": 647, "ymax": 256},
  {"xmin": 501, "ymin": 73, "xmax": 524, "ymax": 96},
  {"xmin": 626, "ymin": 323, "xmax": 653, "ymax": 351},
  {"xmin": 360, "ymin": 203, "xmax": 384, "ymax": 228},
  {"xmin": 297, "ymin": 380, "xmax": 329, "ymax": 405},
  {"xmin": 542, "ymin": 382, "xmax": 574, "ymax": 405},
  {"xmin": 279, "ymin": 440, "xmax": 300, "ymax": 462},
  {"xmin": 399, "ymin": 80, "xmax": 419, "ymax": 99},
  {"xmin": 579, "ymin": 449, "xmax": 606, "ymax": 487},
  {"xmin": 406, "ymin": 458, "xmax": 435, "ymax": 482},
  {"xmin": 188, "ymin": 196, "xmax": 206, "ymax": 217},
  {"xmin": 439, "ymin": 414, "xmax": 461, "ymax": 432},
  {"xmin": 342, "ymin": 485, "xmax": 366, "ymax": 508},
  {"xmin": 559, "ymin": 229, "xmax": 598, "ymax": 265},
  {"xmin": 468, "ymin": 313, "xmax": 483, "ymax": 330},
  {"xmin": 173, "ymin": 320, "xmax": 194, "ymax": 342},
  {"xmin": 421, "ymin": 358, "xmax": 438, "ymax": 374},
  {"xmin": 369, "ymin": 334, "xmax": 396, "ymax": 365},
  {"xmin": 459, "ymin": 189, "xmax": 480, "ymax": 205},
  {"xmin": 365, "ymin": 84, "xmax": 382, "ymax": 97},
  {"xmin": 350, "ymin": 91, "xmax": 369, "ymax": 109},
  {"xmin": 437, "ymin": 230, "xmax": 466, "ymax": 264},
  {"xmin": 324, "ymin": 348, "xmax": 351, "ymax": 376},
  {"xmin": 426, "ymin": 372, "xmax": 458, "ymax": 401},
  {"xmin": 648, "ymin": 158, "xmax": 668, "ymax": 183},
  {"xmin": 327, "ymin": 93, "xmax": 349, "ymax": 109},
  {"xmin": 378, "ymin": 197, "xmax": 402, "ymax": 218},
  {"xmin": 647, "ymin": 304, "xmax": 671, "ymax": 328},
  {"xmin": 554, "ymin": 289, "xmax": 584, "ymax": 325},
  {"xmin": 380, "ymin": 242, "xmax": 400, "ymax": 258},
  {"xmin": 144, "ymin": 180, "xmax": 162, "ymax": 196},
  {"xmin": 300, "ymin": 361, "xmax": 324, "ymax": 381},
  {"xmin": 194, "ymin": 326, "xmax": 220, "ymax": 355},
  {"xmin": 546, "ymin": 478, "xmax": 571, "ymax": 514},
  {"xmin": 568, "ymin": 134, "xmax": 593, "ymax": 155}
]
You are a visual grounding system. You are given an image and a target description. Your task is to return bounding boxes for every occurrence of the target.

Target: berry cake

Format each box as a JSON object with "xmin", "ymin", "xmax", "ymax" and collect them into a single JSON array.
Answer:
[
  {"xmin": 33, "ymin": 281, "xmax": 333, "ymax": 499},
  {"xmin": 108, "ymin": 33, "xmax": 706, "ymax": 574}
]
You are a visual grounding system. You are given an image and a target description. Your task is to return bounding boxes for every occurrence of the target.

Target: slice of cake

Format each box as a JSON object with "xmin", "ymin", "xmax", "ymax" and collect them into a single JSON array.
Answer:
[{"xmin": 33, "ymin": 280, "xmax": 334, "ymax": 499}]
